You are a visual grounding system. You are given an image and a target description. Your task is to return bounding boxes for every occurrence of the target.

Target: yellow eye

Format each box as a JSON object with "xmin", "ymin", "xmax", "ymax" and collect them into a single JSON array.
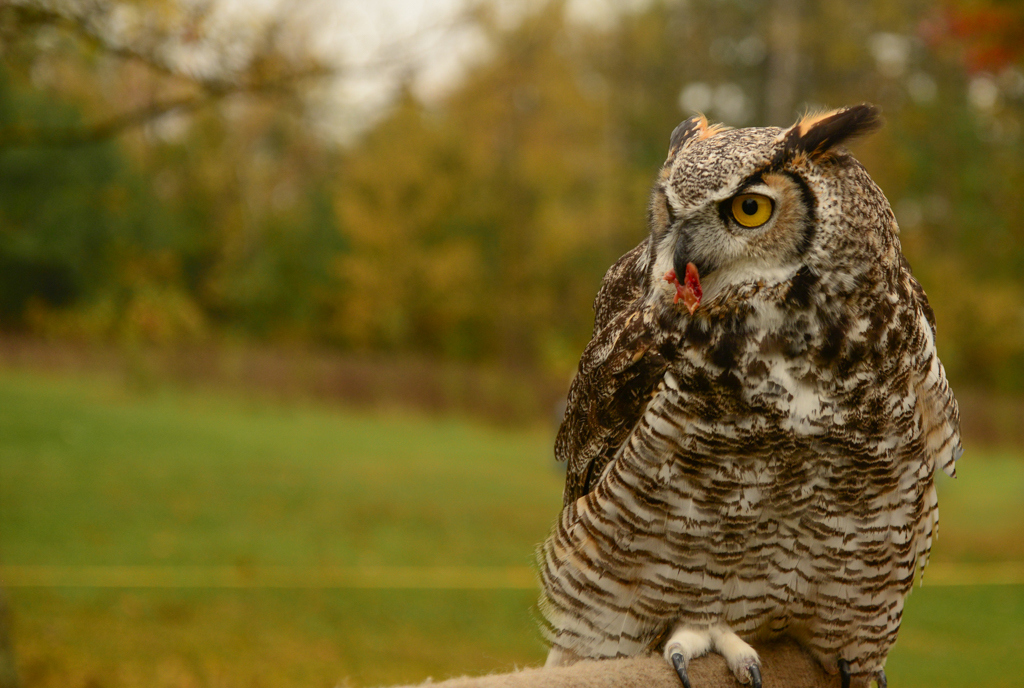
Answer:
[{"xmin": 730, "ymin": 194, "xmax": 774, "ymax": 228}]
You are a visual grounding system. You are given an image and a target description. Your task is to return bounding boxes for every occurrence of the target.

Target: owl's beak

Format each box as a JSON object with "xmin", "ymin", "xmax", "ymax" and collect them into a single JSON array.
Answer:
[{"xmin": 664, "ymin": 263, "xmax": 702, "ymax": 314}]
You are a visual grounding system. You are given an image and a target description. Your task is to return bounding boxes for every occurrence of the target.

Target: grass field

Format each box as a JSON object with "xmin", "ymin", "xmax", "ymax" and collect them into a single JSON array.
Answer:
[{"xmin": 1, "ymin": 368, "xmax": 1022, "ymax": 688}]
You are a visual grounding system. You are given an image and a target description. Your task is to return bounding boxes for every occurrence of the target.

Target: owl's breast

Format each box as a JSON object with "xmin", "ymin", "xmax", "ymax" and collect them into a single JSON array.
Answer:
[
  {"xmin": 665, "ymin": 307, "xmax": 928, "ymax": 512},
  {"xmin": 682, "ymin": 301, "xmax": 917, "ymax": 432}
]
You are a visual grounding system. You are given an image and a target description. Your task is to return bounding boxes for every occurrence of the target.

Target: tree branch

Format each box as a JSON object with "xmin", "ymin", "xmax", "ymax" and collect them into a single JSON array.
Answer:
[
  {"xmin": 3, "ymin": 1, "xmax": 242, "ymax": 90},
  {"xmin": 0, "ymin": 66, "xmax": 330, "ymax": 149},
  {"xmin": 0, "ymin": 0, "xmax": 333, "ymax": 148}
]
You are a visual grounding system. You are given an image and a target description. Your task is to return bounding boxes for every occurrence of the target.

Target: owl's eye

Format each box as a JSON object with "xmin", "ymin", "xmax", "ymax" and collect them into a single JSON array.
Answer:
[{"xmin": 729, "ymin": 194, "xmax": 774, "ymax": 228}]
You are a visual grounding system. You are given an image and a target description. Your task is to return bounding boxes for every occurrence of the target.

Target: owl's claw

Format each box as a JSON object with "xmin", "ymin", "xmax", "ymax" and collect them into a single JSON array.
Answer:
[
  {"xmin": 875, "ymin": 668, "xmax": 887, "ymax": 688},
  {"xmin": 663, "ymin": 625, "xmax": 709, "ymax": 688},
  {"xmin": 663, "ymin": 623, "xmax": 761, "ymax": 688},
  {"xmin": 670, "ymin": 651, "xmax": 692, "ymax": 688},
  {"xmin": 669, "ymin": 650, "xmax": 760, "ymax": 688},
  {"xmin": 838, "ymin": 659, "xmax": 851, "ymax": 688}
]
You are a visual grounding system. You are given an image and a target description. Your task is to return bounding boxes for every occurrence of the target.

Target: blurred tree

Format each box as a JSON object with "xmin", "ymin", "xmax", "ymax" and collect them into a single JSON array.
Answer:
[
  {"xmin": 852, "ymin": 0, "xmax": 1024, "ymax": 390},
  {"xmin": 0, "ymin": 0, "xmax": 1021, "ymax": 393},
  {"xmin": 0, "ymin": 62, "xmax": 203, "ymax": 340},
  {"xmin": 0, "ymin": 0, "xmax": 342, "ymax": 342},
  {"xmin": 332, "ymin": 3, "xmax": 643, "ymax": 368}
]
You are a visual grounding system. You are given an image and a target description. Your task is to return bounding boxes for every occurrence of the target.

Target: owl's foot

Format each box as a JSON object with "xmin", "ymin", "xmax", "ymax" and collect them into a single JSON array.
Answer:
[
  {"xmin": 663, "ymin": 623, "xmax": 761, "ymax": 688},
  {"xmin": 710, "ymin": 626, "xmax": 762, "ymax": 687},
  {"xmin": 664, "ymin": 625, "xmax": 710, "ymax": 688}
]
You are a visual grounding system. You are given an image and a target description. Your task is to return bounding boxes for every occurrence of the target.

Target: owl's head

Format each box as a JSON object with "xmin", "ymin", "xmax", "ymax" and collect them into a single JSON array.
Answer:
[{"xmin": 647, "ymin": 104, "xmax": 893, "ymax": 318}]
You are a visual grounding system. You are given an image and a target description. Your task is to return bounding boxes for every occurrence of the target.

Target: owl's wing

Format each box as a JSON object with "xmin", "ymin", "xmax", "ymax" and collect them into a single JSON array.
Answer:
[
  {"xmin": 905, "ymin": 267, "xmax": 963, "ymax": 477},
  {"xmin": 556, "ymin": 238, "xmax": 673, "ymax": 506}
]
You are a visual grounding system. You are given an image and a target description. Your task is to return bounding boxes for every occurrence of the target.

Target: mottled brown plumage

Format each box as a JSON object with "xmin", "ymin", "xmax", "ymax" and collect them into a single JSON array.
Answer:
[{"xmin": 540, "ymin": 105, "xmax": 961, "ymax": 688}]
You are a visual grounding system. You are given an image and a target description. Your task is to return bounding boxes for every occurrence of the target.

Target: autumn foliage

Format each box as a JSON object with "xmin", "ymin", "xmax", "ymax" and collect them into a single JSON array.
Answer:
[{"xmin": 1, "ymin": 0, "xmax": 1024, "ymax": 391}]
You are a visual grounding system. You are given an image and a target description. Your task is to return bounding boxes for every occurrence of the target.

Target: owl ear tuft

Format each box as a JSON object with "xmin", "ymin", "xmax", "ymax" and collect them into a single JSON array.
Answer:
[
  {"xmin": 667, "ymin": 114, "xmax": 730, "ymax": 160},
  {"xmin": 781, "ymin": 104, "xmax": 883, "ymax": 160}
]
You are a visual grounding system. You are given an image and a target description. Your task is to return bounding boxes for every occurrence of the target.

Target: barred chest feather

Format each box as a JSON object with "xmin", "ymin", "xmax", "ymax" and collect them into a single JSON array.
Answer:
[{"xmin": 541, "ymin": 278, "xmax": 955, "ymax": 669}]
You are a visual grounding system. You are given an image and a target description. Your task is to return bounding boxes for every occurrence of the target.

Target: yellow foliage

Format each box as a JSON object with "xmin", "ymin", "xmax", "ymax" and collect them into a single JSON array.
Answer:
[{"xmin": 917, "ymin": 256, "xmax": 1024, "ymax": 391}]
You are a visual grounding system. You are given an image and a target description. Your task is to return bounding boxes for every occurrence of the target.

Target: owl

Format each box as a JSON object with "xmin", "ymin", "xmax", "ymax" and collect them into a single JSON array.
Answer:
[{"xmin": 538, "ymin": 104, "xmax": 961, "ymax": 688}]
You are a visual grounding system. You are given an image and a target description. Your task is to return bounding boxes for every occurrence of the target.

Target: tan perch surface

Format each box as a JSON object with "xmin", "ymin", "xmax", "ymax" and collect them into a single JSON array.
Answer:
[{"xmin": 385, "ymin": 640, "xmax": 839, "ymax": 688}]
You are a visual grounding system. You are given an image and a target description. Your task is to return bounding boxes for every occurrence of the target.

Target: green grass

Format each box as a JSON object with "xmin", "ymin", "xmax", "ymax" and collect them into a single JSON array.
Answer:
[
  {"xmin": 888, "ymin": 585, "xmax": 1024, "ymax": 688},
  {"xmin": 1, "ymin": 367, "xmax": 1022, "ymax": 688},
  {"xmin": 0, "ymin": 370, "xmax": 562, "ymax": 569}
]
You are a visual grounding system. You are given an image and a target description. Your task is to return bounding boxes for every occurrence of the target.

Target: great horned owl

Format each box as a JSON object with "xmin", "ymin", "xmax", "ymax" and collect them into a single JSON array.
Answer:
[{"xmin": 538, "ymin": 105, "xmax": 961, "ymax": 688}]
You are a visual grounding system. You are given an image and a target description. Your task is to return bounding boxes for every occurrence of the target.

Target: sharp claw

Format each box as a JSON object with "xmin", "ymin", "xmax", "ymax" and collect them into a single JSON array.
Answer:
[
  {"xmin": 875, "ymin": 669, "xmax": 888, "ymax": 688},
  {"xmin": 748, "ymin": 664, "xmax": 762, "ymax": 688},
  {"xmin": 670, "ymin": 652, "xmax": 692, "ymax": 688},
  {"xmin": 838, "ymin": 659, "xmax": 851, "ymax": 688}
]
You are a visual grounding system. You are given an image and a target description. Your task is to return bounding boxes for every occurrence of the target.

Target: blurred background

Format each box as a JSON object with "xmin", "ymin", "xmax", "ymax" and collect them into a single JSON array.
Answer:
[{"xmin": 0, "ymin": 0, "xmax": 1022, "ymax": 687}]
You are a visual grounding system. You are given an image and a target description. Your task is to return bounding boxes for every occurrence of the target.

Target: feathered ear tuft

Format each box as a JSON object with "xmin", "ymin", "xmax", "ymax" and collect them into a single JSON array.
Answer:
[
  {"xmin": 780, "ymin": 104, "xmax": 883, "ymax": 160},
  {"xmin": 667, "ymin": 114, "xmax": 730, "ymax": 160}
]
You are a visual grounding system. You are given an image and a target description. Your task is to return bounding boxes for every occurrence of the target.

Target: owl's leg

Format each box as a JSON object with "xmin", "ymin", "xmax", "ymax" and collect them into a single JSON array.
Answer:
[{"xmin": 709, "ymin": 626, "xmax": 761, "ymax": 688}]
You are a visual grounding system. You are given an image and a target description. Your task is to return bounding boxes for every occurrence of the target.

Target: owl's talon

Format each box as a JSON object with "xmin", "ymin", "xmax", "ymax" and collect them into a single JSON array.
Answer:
[
  {"xmin": 708, "ymin": 625, "xmax": 760, "ymax": 687},
  {"xmin": 670, "ymin": 652, "xmax": 692, "ymax": 688},
  {"xmin": 838, "ymin": 659, "xmax": 851, "ymax": 688},
  {"xmin": 875, "ymin": 668, "xmax": 887, "ymax": 688},
  {"xmin": 663, "ymin": 624, "xmax": 711, "ymax": 688}
]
